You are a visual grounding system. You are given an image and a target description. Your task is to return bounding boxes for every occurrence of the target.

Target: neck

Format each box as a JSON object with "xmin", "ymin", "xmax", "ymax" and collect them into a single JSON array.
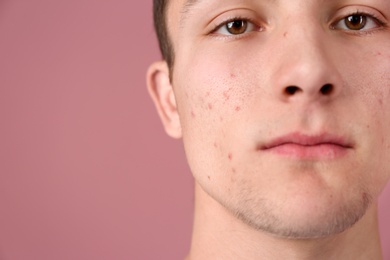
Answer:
[{"xmin": 186, "ymin": 183, "xmax": 383, "ymax": 260}]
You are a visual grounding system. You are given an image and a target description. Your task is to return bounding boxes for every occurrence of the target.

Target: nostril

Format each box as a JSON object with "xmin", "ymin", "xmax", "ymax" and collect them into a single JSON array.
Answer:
[
  {"xmin": 320, "ymin": 84, "xmax": 333, "ymax": 95},
  {"xmin": 285, "ymin": 86, "xmax": 300, "ymax": 95}
]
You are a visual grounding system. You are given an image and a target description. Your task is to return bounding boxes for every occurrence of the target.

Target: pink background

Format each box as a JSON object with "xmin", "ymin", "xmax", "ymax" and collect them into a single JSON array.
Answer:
[{"xmin": 0, "ymin": 1, "xmax": 388, "ymax": 259}]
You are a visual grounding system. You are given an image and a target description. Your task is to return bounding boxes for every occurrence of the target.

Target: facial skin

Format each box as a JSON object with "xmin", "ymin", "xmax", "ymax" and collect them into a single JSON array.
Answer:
[{"xmin": 148, "ymin": 0, "xmax": 390, "ymax": 241}]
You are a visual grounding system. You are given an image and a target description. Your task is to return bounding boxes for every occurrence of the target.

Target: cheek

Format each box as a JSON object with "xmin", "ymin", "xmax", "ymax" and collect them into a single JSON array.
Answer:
[
  {"xmin": 339, "ymin": 42, "xmax": 390, "ymax": 123},
  {"xmin": 351, "ymin": 56, "xmax": 390, "ymax": 190},
  {"xmin": 176, "ymin": 46, "xmax": 265, "ymax": 124},
  {"xmin": 174, "ymin": 50, "xmax": 265, "ymax": 183}
]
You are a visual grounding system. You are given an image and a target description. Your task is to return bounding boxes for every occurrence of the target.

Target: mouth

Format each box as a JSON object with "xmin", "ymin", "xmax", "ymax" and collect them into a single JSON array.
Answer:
[{"xmin": 259, "ymin": 132, "xmax": 354, "ymax": 159}]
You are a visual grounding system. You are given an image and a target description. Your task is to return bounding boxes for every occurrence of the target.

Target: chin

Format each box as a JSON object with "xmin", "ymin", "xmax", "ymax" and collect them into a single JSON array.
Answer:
[{"xmin": 227, "ymin": 188, "xmax": 373, "ymax": 239}]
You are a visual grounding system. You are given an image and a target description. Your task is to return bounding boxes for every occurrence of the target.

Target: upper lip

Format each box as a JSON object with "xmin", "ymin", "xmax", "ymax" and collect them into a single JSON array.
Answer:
[{"xmin": 260, "ymin": 132, "xmax": 354, "ymax": 150}]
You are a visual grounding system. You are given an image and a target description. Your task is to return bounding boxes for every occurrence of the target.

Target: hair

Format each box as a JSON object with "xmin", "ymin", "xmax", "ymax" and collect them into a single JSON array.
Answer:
[{"xmin": 153, "ymin": 0, "xmax": 174, "ymax": 69}]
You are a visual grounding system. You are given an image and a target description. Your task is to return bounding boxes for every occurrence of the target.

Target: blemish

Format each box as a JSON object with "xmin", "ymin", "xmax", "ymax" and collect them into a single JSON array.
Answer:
[
  {"xmin": 283, "ymin": 32, "xmax": 288, "ymax": 37},
  {"xmin": 377, "ymin": 51, "xmax": 382, "ymax": 56},
  {"xmin": 223, "ymin": 91, "xmax": 230, "ymax": 101},
  {"xmin": 232, "ymin": 168, "xmax": 236, "ymax": 173},
  {"xmin": 213, "ymin": 142, "xmax": 218, "ymax": 148},
  {"xmin": 206, "ymin": 91, "xmax": 210, "ymax": 97},
  {"xmin": 228, "ymin": 153, "xmax": 233, "ymax": 161},
  {"xmin": 219, "ymin": 116, "xmax": 224, "ymax": 122},
  {"xmin": 208, "ymin": 103, "xmax": 213, "ymax": 110},
  {"xmin": 208, "ymin": 176, "xmax": 211, "ymax": 180},
  {"xmin": 378, "ymin": 98, "xmax": 383, "ymax": 105},
  {"xmin": 235, "ymin": 106, "xmax": 241, "ymax": 112},
  {"xmin": 191, "ymin": 111, "xmax": 196, "ymax": 118},
  {"xmin": 230, "ymin": 73, "xmax": 236, "ymax": 78}
]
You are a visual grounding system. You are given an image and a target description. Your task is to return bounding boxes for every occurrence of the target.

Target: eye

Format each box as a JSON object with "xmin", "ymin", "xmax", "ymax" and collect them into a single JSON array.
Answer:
[
  {"xmin": 214, "ymin": 19, "xmax": 258, "ymax": 36},
  {"xmin": 333, "ymin": 13, "xmax": 381, "ymax": 31}
]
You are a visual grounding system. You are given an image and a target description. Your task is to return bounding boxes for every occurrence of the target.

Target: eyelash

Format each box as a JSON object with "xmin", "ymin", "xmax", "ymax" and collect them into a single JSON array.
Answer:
[
  {"xmin": 209, "ymin": 11, "xmax": 387, "ymax": 38},
  {"xmin": 210, "ymin": 16, "xmax": 261, "ymax": 37},
  {"xmin": 331, "ymin": 11, "xmax": 387, "ymax": 34}
]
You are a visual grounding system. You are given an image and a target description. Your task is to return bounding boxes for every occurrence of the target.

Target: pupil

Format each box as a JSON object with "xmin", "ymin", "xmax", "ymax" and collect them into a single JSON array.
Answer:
[
  {"xmin": 232, "ymin": 21, "xmax": 243, "ymax": 28},
  {"xmin": 348, "ymin": 15, "xmax": 362, "ymax": 25},
  {"xmin": 346, "ymin": 15, "xmax": 366, "ymax": 30},
  {"xmin": 227, "ymin": 20, "xmax": 247, "ymax": 34}
]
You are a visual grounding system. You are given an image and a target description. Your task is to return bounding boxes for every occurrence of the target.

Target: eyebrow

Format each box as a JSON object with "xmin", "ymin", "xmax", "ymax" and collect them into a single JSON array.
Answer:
[
  {"xmin": 182, "ymin": 0, "xmax": 202, "ymax": 13},
  {"xmin": 180, "ymin": 0, "xmax": 277, "ymax": 24},
  {"xmin": 180, "ymin": 0, "xmax": 204, "ymax": 24}
]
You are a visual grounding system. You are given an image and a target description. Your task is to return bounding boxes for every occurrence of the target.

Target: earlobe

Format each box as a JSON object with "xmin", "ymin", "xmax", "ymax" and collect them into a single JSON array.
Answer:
[{"xmin": 146, "ymin": 61, "xmax": 182, "ymax": 139}]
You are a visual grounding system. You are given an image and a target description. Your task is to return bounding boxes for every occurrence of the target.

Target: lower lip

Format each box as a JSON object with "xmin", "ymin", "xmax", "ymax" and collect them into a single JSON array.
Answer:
[{"xmin": 265, "ymin": 143, "xmax": 349, "ymax": 159}]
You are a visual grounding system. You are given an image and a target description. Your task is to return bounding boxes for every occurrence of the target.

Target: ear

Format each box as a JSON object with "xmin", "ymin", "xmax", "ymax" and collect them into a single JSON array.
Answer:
[{"xmin": 147, "ymin": 61, "xmax": 182, "ymax": 139}]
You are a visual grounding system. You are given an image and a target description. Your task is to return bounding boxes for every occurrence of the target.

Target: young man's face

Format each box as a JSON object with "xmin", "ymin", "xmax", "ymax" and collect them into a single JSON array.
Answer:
[{"xmin": 153, "ymin": 0, "xmax": 390, "ymax": 238}]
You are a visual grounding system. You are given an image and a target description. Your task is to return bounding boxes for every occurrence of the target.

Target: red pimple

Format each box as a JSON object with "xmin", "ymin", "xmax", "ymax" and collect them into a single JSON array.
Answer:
[
  {"xmin": 208, "ymin": 103, "xmax": 213, "ymax": 110},
  {"xmin": 228, "ymin": 153, "xmax": 233, "ymax": 161},
  {"xmin": 235, "ymin": 106, "xmax": 241, "ymax": 111},
  {"xmin": 191, "ymin": 111, "xmax": 196, "ymax": 118},
  {"xmin": 223, "ymin": 91, "xmax": 230, "ymax": 101},
  {"xmin": 230, "ymin": 73, "xmax": 236, "ymax": 78}
]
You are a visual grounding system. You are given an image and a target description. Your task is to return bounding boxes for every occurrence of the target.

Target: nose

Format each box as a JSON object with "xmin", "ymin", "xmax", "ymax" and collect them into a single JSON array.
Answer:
[{"xmin": 270, "ymin": 26, "xmax": 343, "ymax": 103}]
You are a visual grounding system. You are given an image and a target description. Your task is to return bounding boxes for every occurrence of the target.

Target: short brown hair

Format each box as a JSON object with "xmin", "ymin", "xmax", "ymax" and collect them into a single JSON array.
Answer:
[{"xmin": 153, "ymin": 0, "xmax": 174, "ymax": 68}]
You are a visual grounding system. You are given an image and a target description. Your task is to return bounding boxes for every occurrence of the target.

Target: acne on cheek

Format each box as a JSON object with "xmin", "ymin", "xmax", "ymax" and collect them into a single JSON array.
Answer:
[
  {"xmin": 223, "ymin": 91, "xmax": 230, "ymax": 101},
  {"xmin": 223, "ymin": 72, "xmax": 250, "ymax": 112},
  {"xmin": 191, "ymin": 110, "xmax": 196, "ymax": 118},
  {"xmin": 196, "ymin": 70, "xmax": 248, "ymax": 115},
  {"xmin": 195, "ymin": 91, "xmax": 240, "ymax": 115}
]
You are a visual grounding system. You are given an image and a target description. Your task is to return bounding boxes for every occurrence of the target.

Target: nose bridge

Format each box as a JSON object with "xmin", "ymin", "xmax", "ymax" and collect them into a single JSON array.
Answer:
[
  {"xmin": 270, "ymin": 20, "xmax": 342, "ymax": 101},
  {"xmin": 287, "ymin": 23, "xmax": 327, "ymax": 75}
]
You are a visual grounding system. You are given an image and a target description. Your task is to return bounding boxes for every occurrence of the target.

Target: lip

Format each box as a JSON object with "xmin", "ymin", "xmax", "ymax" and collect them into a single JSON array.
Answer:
[{"xmin": 259, "ymin": 132, "xmax": 353, "ymax": 159}]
